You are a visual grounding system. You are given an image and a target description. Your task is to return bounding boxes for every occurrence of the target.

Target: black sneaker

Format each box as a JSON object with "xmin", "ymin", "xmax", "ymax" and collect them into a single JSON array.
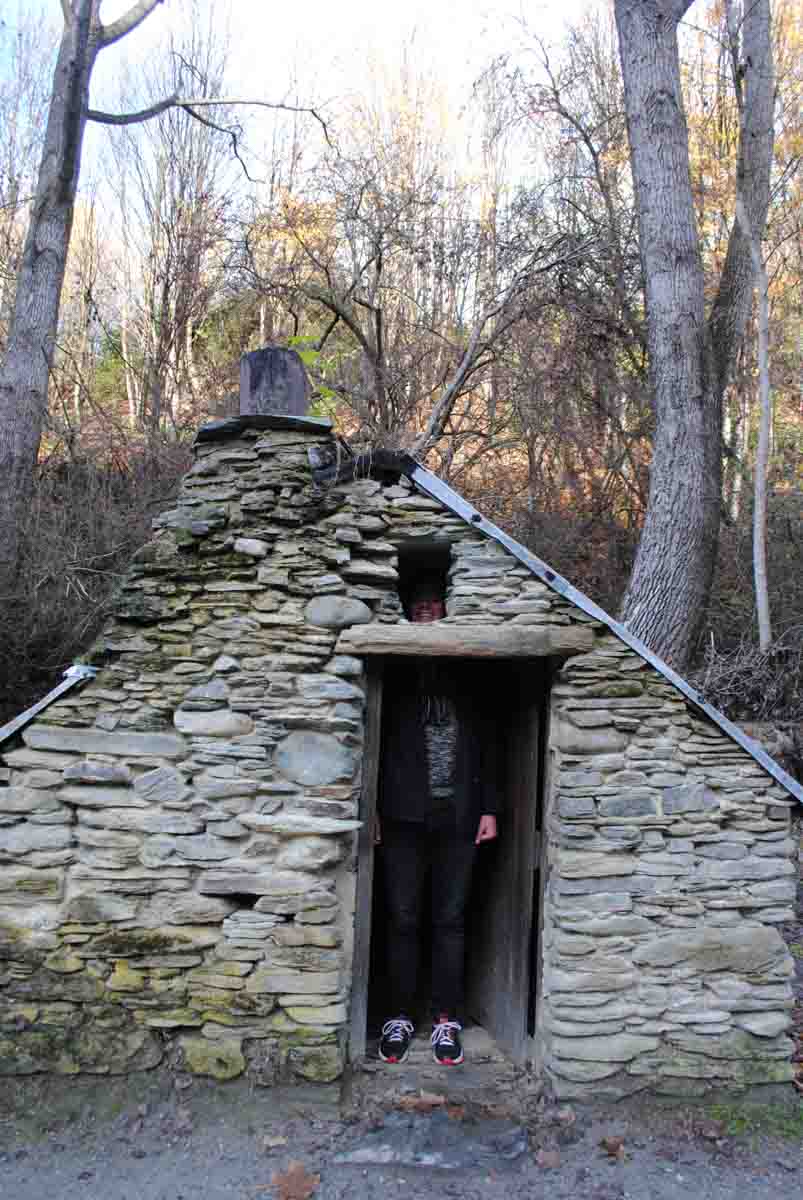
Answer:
[
  {"xmin": 378, "ymin": 1016, "xmax": 415, "ymax": 1064},
  {"xmin": 431, "ymin": 1016, "xmax": 464, "ymax": 1065}
]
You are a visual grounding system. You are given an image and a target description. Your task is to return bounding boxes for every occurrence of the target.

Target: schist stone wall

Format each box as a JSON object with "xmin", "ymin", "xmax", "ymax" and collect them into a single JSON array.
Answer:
[{"xmin": 0, "ymin": 415, "xmax": 798, "ymax": 1097}]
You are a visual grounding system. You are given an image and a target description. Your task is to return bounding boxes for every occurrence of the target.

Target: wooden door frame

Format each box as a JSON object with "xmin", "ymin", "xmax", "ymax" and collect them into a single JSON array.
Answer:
[
  {"xmin": 348, "ymin": 661, "xmax": 382, "ymax": 1065},
  {"xmin": 467, "ymin": 660, "xmax": 543, "ymax": 1064},
  {"xmin": 348, "ymin": 654, "xmax": 550, "ymax": 1068},
  {"xmin": 529, "ymin": 675, "xmax": 553, "ymax": 1071}
]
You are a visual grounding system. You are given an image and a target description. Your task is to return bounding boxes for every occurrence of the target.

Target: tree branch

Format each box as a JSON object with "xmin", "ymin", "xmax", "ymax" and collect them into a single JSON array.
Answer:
[
  {"xmin": 708, "ymin": 0, "xmax": 773, "ymax": 398},
  {"xmin": 174, "ymin": 104, "xmax": 259, "ymax": 184},
  {"xmin": 100, "ymin": 0, "xmax": 165, "ymax": 49},
  {"xmin": 87, "ymin": 94, "xmax": 179, "ymax": 125},
  {"xmin": 87, "ymin": 96, "xmax": 331, "ymax": 146},
  {"xmin": 315, "ymin": 314, "xmax": 340, "ymax": 353}
]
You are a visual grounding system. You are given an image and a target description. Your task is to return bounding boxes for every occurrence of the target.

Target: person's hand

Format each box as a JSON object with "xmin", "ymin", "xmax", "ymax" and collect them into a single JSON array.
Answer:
[
  {"xmin": 374, "ymin": 813, "xmax": 382, "ymax": 845},
  {"xmin": 475, "ymin": 814, "xmax": 498, "ymax": 845}
]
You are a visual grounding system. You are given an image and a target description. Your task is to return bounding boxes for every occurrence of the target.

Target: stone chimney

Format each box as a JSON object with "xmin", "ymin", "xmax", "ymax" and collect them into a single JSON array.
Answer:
[{"xmin": 239, "ymin": 346, "xmax": 311, "ymax": 417}]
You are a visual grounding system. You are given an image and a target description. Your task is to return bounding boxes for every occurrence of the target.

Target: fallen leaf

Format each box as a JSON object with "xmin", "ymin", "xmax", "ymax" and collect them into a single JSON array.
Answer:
[
  {"xmin": 536, "ymin": 1148, "xmax": 561, "ymax": 1169},
  {"xmin": 269, "ymin": 1161, "xmax": 320, "ymax": 1200},
  {"xmin": 446, "ymin": 1105, "xmax": 466, "ymax": 1121},
  {"xmin": 600, "ymin": 1135, "xmax": 626, "ymax": 1161},
  {"xmin": 697, "ymin": 1119, "xmax": 725, "ymax": 1141},
  {"xmin": 396, "ymin": 1090, "xmax": 447, "ymax": 1112},
  {"xmin": 261, "ymin": 1134, "xmax": 289, "ymax": 1151}
]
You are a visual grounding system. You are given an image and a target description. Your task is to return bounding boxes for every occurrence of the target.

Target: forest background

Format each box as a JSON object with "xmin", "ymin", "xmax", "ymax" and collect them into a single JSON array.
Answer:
[{"xmin": 0, "ymin": 0, "xmax": 801, "ymax": 750}]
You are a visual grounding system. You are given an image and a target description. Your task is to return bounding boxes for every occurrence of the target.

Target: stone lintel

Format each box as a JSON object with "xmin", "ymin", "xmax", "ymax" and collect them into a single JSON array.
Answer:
[
  {"xmin": 336, "ymin": 622, "xmax": 595, "ymax": 659},
  {"xmin": 194, "ymin": 413, "xmax": 333, "ymax": 444}
]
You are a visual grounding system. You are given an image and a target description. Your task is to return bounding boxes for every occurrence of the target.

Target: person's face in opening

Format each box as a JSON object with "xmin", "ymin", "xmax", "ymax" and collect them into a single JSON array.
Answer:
[{"xmin": 409, "ymin": 593, "xmax": 445, "ymax": 623}]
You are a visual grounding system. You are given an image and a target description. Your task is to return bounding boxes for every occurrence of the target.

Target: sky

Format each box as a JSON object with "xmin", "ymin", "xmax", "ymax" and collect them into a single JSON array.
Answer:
[
  {"xmin": 0, "ymin": 0, "xmax": 597, "ymax": 192},
  {"xmin": 90, "ymin": 0, "xmax": 593, "ymax": 111},
  {"xmin": 77, "ymin": 0, "xmax": 596, "ymax": 194}
]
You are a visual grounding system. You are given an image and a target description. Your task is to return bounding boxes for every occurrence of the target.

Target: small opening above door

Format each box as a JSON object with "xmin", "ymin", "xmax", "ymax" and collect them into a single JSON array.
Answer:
[{"xmin": 396, "ymin": 542, "xmax": 451, "ymax": 618}]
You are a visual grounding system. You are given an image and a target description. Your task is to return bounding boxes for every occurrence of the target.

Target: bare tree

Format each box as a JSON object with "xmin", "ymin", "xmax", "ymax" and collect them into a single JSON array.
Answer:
[
  {"xmin": 243, "ymin": 65, "xmax": 586, "ymax": 459},
  {"xmin": 0, "ymin": 4, "xmax": 57, "ymax": 342},
  {"xmin": 108, "ymin": 5, "xmax": 235, "ymax": 436},
  {"xmin": 0, "ymin": 0, "xmax": 165, "ymax": 599},
  {"xmin": 0, "ymin": 0, "xmax": 325, "ymax": 598},
  {"xmin": 613, "ymin": 0, "xmax": 774, "ymax": 670}
]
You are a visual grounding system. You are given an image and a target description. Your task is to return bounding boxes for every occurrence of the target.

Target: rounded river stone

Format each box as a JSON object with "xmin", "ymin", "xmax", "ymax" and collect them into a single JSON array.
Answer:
[
  {"xmin": 275, "ymin": 731, "xmax": 354, "ymax": 785},
  {"xmin": 305, "ymin": 596, "xmax": 372, "ymax": 629}
]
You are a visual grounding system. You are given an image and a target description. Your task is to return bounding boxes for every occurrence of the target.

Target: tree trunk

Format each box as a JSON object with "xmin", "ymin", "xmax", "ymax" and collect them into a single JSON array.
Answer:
[
  {"xmin": 0, "ymin": 2, "xmax": 100, "ymax": 592},
  {"xmin": 0, "ymin": 177, "xmax": 22, "ymax": 340},
  {"xmin": 614, "ymin": 0, "xmax": 717, "ymax": 670},
  {"xmin": 752, "ymin": 257, "xmax": 772, "ymax": 650},
  {"xmin": 615, "ymin": 0, "xmax": 773, "ymax": 671},
  {"xmin": 725, "ymin": 0, "xmax": 775, "ymax": 649}
]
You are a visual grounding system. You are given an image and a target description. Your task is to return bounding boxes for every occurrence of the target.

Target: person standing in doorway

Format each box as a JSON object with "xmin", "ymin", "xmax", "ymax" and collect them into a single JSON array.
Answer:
[{"xmin": 376, "ymin": 573, "xmax": 499, "ymax": 1066}]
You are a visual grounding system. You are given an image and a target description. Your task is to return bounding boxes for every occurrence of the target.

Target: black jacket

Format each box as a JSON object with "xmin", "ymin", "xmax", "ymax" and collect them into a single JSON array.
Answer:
[{"xmin": 379, "ymin": 659, "xmax": 501, "ymax": 837}]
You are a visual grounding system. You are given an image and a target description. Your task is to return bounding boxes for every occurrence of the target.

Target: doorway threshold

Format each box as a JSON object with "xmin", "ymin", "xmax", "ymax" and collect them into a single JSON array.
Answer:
[{"xmin": 347, "ymin": 1026, "xmax": 540, "ymax": 1118}]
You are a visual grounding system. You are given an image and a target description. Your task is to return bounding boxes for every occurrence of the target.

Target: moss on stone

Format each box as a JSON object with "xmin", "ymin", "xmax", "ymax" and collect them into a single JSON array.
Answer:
[
  {"xmin": 44, "ymin": 950, "xmax": 84, "ymax": 974},
  {"xmin": 135, "ymin": 1007, "xmax": 202, "ymax": 1029},
  {"xmin": 0, "ymin": 1003, "xmax": 39, "ymax": 1031},
  {"xmin": 8, "ymin": 970, "xmax": 106, "ymax": 1003},
  {"xmin": 88, "ymin": 929, "xmax": 197, "ymax": 958},
  {"xmin": 180, "ymin": 1035, "xmax": 245, "ymax": 1080},
  {"xmin": 288, "ymin": 1042, "xmax": 343, "ymax": 1082},
  {"xmin": 106, "ymin": 961, "xmax": 147, "ymax": 992},
  {"xmin": 86, "ymin": 1004, "xmax": 131, "ymax": 1030},
  {"xmin": 0, "ymin": 923, "xmax": 47, "ymax": 966}
]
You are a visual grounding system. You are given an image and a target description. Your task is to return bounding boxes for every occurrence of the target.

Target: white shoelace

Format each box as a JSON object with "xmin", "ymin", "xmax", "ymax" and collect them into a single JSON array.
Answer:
[
  {"xmin": 381, "ymin": 1017, "xmax": 414, "ymax": 1044},
  {"xmin": 430, "ymin": 1019, "xmax": 462, "ymax": 1047}
]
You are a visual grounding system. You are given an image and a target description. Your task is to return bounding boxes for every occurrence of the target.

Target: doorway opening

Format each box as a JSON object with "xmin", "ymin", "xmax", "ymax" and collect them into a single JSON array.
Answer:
[{"xmin": 353, "ymin": 657, "xmax": 549, "ymax": 1068}]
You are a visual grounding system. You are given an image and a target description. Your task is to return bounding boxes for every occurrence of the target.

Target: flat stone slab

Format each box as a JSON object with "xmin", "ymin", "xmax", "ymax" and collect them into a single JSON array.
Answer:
[
  {"xmin": 24, "ymin": 725, "xmax": 185, "ymax": 759},
  {"xmin": 334, "ymin": 1110, "xmax": 527, "ymax": 1169},
  {"xmin": 199, "ymin": 869, "xmax": 322, "ymax": 896},
  {"xmin": 238, "ymin": 813, "xmax": 362, "ymax": 835},
  {"xmin": 337, "ymin": 622, "xmax": 595, "ymax": 658},
  {"xmin": 174, "ymin": 709, "xmax": 254, "ymax": 737},
  {"xmin": 632, "ymin": 925, "xmax": 787, "ymax": 972},
  {"xmin": 194, "ymin": 414, "xmax": 333, "ymax": 442}
]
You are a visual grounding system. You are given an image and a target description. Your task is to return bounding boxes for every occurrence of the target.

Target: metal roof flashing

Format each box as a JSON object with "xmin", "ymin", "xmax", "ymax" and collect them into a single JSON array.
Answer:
[
  {"xmin": 404, "ymin": 460, "xmax": 803, "ymax": 806},
  {"xmin": 0, "ymin": 665, "xmax": 98, "ymax": 751}
]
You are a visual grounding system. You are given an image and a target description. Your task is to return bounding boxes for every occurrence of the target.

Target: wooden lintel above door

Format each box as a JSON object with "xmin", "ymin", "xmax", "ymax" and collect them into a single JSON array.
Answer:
[{"xmin": 335, "ymin": 623, "xmax": 594, "ymax": 659}]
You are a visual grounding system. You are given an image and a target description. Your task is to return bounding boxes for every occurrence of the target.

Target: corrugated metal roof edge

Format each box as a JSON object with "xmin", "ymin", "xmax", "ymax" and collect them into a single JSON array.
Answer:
[
  {"xmin": 406, "ymin": 461, "xmax": 803, "ymax": 806},
  {"xmin": 0, "ymin": 665, "xmax": 98, "ymax": 752}
]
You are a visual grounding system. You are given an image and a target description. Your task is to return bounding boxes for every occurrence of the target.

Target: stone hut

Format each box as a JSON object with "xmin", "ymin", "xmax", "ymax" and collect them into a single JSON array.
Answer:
[{"xmin": 1, "ymin": 372, "xmax": 801, "ymax": 1098}]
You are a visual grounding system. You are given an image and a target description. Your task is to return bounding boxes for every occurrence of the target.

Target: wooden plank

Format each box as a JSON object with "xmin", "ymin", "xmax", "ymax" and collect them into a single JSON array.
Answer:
[
  {"xmin": 531, "ymin": 691, "xmax": 554, "ymax": 1077},
  {"xmin": 468, "ymin": 663, "xmax": 542, "ymax": 1064},
  {"xmin": 348, "ymin": 663, "xmax": 383, "ymax": 1065},
  {"xmin": 337, "ymin": 623, "xmax": 594, "ymax": 659}
]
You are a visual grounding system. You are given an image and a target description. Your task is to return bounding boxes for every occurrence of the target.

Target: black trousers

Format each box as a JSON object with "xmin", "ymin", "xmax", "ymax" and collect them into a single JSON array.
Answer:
[{"xmin": 380, "ymin": 819, "xmax": 478, "ymax": 1021}]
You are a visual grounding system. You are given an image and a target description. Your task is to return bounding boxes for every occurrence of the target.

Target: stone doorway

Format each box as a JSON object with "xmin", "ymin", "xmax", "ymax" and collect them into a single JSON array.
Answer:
[{"xmin": 349, "ymin": 657, "xmax": 549, "ymax": 1073}]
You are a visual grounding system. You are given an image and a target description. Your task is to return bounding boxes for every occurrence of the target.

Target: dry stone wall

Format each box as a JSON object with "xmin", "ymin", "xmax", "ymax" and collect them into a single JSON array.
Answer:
[
  {"xmin": 541, "ymin": 640, "xmax": 798, "ymax": 1098},
  {"xmin": 0, "ymin": 416, "xmax": 797, "ymax": 1098}
]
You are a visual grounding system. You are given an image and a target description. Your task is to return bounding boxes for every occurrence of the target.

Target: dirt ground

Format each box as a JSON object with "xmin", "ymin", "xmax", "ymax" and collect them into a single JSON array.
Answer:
[
  {"xmin": 1, "ymin": 827, "xmax": 801, "ymax": 1200},
  {"xmin": 0, "ymin": 1065, "xmax": 801, "ymax": 1200}
]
